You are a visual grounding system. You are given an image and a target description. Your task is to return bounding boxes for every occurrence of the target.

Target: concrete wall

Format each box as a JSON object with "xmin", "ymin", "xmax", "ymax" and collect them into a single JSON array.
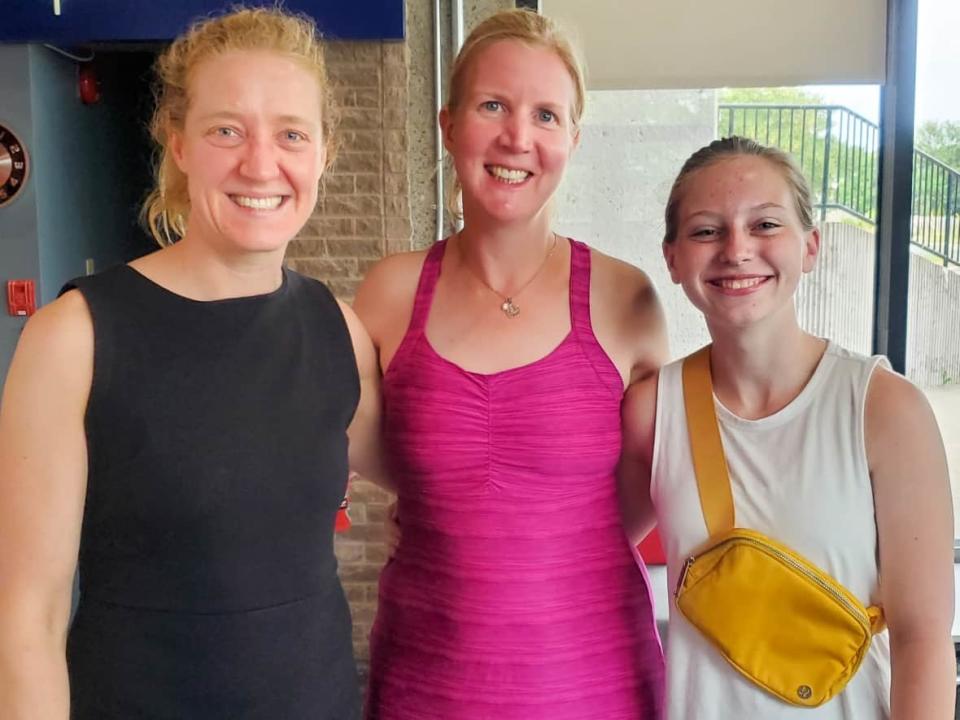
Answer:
[
  {"xmin": 553, "ymin": 89, "xmax": 716, "ymax": 359},
  {"xmin": 796, "ymin": 222, "xmax": 876, "ymax": 356},
  {"xmin": 907, "ymin": 256, "xmax": 960, "ymax": 387},
  {"xmin": 796, "ymin": 221, "xmax": 960, "ymax": 389}
]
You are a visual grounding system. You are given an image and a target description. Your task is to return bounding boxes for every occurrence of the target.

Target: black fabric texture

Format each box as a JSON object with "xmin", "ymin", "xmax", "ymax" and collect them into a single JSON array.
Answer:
[{"xmin": 61, "ymin": 264, "xmax": 361, "ymax": 719}]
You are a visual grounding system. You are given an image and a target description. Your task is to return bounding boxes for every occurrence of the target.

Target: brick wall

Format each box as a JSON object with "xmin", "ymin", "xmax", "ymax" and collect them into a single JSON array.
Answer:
[{"xmin": 285, "ymin": 40, "xmax": 410, "ymax": 664}]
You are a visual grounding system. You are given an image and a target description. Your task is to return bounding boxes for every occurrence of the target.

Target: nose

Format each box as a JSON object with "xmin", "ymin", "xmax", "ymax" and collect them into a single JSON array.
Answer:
[
  {"xmin": 498, "ymin": 114, "xmax": 532, "ymax": 152},
  {"xmin": 721, "ymin": 225, "xmax": 754, "ymax": 265},
  {"xmin": 239, "ymin": 134, "xmax": 280, "ymax": 181}
]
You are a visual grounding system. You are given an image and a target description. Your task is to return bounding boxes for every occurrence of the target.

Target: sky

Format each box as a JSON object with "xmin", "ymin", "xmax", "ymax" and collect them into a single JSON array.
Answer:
[{"xmin": 800, "ymin": 0, "xmax": 958, "ymax": 127}]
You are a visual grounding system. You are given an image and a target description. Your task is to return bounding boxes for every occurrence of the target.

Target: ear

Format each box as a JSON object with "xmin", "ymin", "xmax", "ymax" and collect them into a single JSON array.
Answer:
[
  {"xmin": 662, "ymin": 241, "xmax": 681, "ymax": 284},
  {"xmin": 439, "ymin": 106, "xmax": 455, "ymax": 153},
  {"xmin": 571, "ymin": 126, "xmax": 581, "ymax": 151},
  {"xmin": 169, "ymin": 129, "xmax": 187, "ymax": 174},
  {"xmin": 317, "ymin": 142, "xmax": 329, "ymax": 175},
  {"xmin": 801, "ymin": 226, "xmax": 821, "ymax": 274}
]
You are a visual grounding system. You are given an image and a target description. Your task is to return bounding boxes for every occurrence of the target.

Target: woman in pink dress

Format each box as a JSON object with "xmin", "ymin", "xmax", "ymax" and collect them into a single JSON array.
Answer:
[{"xmin": 354, "ymin": 9, "xmax": 667, "ymax": 719}]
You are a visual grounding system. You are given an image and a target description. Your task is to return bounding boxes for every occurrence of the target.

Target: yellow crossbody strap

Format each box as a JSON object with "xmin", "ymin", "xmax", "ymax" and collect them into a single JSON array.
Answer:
[
  {"xmin": 681, "ymin": 346, "xmax": 735, "ymax": 537},
  {"xmin": 681, "ymin": 346, "xmax": 887, "ymax": 636}
]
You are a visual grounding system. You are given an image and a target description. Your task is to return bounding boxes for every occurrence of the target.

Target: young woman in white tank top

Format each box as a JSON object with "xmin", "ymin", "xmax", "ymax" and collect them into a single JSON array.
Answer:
[{"xmin": 618, "ymin": 137, "xmax": 955, "ymax": 719}]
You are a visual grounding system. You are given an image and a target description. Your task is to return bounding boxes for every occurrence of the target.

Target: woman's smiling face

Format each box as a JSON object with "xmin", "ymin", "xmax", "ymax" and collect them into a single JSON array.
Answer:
[
  {"xmin": 440, "ymin": 40, "xmax": 580, "ymax": 227},
  {"xmin": 663, "ymin": 155, "xmax": 820, "ymax": 331},
  {"xmin": 170, "ymin": 50, "xmax": 326, "ymax": 256}
]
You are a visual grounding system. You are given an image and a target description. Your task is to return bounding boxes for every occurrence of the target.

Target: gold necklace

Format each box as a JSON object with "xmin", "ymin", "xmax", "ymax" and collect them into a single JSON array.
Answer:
[{"xmin": 459, "ymin": 233, "xmax": 559, "ymax": 319}]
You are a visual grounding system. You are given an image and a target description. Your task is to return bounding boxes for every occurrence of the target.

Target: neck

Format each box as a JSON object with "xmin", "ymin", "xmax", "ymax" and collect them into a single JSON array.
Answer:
[
  {"xmin": 455, "ymin": 213, "xmax": 557, "ymax": 289},
  {"xmin": 706, "ymin": 310, "xmax": 827, "ymax": 420},
  {"xmin": 154, "ymin": 232, "xmax": 286, "ymax": 301}
]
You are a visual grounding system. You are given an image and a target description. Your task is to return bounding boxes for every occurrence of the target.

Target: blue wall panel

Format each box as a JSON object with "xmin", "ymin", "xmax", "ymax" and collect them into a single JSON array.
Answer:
[{"xmin": 0, "ymin": 1, "xmax": 405, "ymax": 43}]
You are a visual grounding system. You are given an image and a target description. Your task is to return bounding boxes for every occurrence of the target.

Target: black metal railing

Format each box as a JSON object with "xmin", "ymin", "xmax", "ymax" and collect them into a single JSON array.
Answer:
[
  {"xmin": 913, "ymin": 150, "xmax": 959, "ymax": 266},
  {"xmin": 718, "ymin": 103, "xmax": 960, "ymax": 266}
]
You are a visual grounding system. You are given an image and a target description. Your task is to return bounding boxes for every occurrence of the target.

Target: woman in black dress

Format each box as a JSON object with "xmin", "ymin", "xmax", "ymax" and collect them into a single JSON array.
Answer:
[{"xmin": 0, "ymin": 8, "xmax": 383, "ymax": 719}]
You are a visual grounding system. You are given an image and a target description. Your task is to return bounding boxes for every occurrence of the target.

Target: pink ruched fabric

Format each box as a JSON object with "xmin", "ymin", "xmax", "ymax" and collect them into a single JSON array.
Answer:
[{"xmin": 366, "ymin": 239, "xmax": 664, "ymax": 720}]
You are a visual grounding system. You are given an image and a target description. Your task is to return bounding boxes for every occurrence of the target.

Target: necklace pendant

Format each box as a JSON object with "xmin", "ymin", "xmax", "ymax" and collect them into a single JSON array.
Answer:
[{"xmin": 501, "ymin": 298, "xmax": 520, "ymax": 318}]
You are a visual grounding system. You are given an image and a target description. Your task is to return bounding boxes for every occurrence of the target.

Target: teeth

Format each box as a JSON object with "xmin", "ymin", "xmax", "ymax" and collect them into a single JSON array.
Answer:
[
  {"xmin": 717, "ymin": 277, "xmax": 764, "ymax": 290},
  {"xmin": 233, "ymin": 195, "xmax": 283, "ymax": 210},
  {"xmin": 489, "ymin": 166, "xmax": 530, "ymax": 184}
]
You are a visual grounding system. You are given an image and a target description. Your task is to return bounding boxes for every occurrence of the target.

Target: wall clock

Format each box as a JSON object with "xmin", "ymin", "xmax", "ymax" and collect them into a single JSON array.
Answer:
[{"xmin": 0, "ymin": 124, "xmax": 29, "ymax": 208}]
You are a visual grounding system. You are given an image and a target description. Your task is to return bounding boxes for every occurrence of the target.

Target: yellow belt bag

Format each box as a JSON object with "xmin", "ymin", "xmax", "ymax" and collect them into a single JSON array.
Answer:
[{"xmin": 674, "ymin": 346, "xmax": 885, "ymax": 708}]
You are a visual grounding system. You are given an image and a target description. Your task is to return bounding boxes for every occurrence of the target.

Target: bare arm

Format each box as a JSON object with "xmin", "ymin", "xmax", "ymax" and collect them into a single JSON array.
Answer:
[
  {"xmin": 590, "ymin": 251, "xmax": 670, "ymax": 389},
  {"xmin": 352, "ymin": 251, "xmax": 425, "ymax": 376},
  {"xmin": 866, "ymin": 368, "xmax": 955, "ymax": 720},
  {"xmin": 0, "ymin": 291, "xmax": 92, "ymax": 720},
  {"xmin": 338, "ymin": 299, "xmax": 393, "ymax": 492},
  {"xmin": 618, "ymin": 373, "xmax": 660, "ymax": 546}
]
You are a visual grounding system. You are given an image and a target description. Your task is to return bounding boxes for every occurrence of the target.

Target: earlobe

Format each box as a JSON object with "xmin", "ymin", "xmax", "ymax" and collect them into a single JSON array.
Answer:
[
  {"xmin": 438, "ymin": 107, "xmax": 454, "ymax": 153},
  {"xmin": 662, "ymin": 242, "xmax": 681, "ymax": 284},
  {"xmin": 318, "ymin": 144, "xmax": 329, "ymax": 175},
  {"xmin": 169, "ymin": 130, "xmax": 187, "ymax": 173},
  {"xmin": 801, "ymin": 227, "xmax": 821, "ymax": 273}
]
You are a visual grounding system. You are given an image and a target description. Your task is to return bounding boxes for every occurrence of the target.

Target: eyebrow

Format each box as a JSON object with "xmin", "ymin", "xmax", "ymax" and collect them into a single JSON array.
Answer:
[
  {"xmin": 683, "ymin": 202, "xmax": 787, "ymax": 222},
  {"xmin": 196, "ymin": 111, "xmax": 318, "ymax": 126}
]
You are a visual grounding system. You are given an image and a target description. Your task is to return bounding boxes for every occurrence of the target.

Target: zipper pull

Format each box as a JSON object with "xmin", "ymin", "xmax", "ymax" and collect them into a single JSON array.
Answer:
[{"xmin": 675, "ymin": 556, "xmax": 695, "ymax": 598}]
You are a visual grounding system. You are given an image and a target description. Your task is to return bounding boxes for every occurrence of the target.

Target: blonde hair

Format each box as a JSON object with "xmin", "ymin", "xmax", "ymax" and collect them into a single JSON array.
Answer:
[
  {"xmin": 141, "ymin": 6, "xmax": 338, "ymax": 246},
  {"xmin": 663, "ymin": 136, "xmax": 816, "ymax": 244},
  {"xmin": 444, "ymin": 9, "xmax": 586, "ymax": 218}
]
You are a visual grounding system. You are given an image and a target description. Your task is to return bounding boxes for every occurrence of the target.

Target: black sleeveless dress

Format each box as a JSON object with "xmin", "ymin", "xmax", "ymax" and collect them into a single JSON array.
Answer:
[{"xmin": 63, "ymin": 265, "xmax": 361, "ymax": 719}]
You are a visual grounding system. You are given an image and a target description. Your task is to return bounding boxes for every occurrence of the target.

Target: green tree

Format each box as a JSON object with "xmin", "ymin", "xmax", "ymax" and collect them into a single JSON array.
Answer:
[
  {"xmin": 719, "ymin": 87, "xmax": 825, "ymax": 106},
  {"xmin": 915, "ymin": 120, "xmax": 960, "ymax": 170}
]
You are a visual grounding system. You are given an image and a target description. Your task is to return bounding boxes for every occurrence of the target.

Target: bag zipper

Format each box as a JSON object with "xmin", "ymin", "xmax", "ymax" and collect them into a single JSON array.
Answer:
[{"xmin": 675, "ymin": 536, "xmax": 871, "ymax": 633}]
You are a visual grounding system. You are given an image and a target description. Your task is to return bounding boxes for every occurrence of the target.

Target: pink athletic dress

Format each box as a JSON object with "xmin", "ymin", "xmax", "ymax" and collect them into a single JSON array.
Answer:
[{"xmin": 366, "ymin": 238, "xmax": 664, "ymax": 720}]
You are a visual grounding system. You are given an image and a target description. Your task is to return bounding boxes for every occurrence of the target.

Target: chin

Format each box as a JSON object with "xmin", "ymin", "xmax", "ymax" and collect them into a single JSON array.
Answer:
[
  {"xmin": 226, "ymin": 231, "xmax": 296, "ymax": 255},
  {"xmin": 482, "ymin": 201, "xmax": 544, "ymax": 225}
]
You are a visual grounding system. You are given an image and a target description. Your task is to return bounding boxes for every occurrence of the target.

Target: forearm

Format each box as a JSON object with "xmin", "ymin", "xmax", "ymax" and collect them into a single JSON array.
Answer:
[
  {"xmin": 350, "ymin": 451, "xmax": 395, "ymax": 494},
  {"xmin": 890, "ymin": 635, "xmax": 956, "ymax": 720},
  {"xmin": 0, "ymin": 627, "xmax": 69, "ymax": 719}
]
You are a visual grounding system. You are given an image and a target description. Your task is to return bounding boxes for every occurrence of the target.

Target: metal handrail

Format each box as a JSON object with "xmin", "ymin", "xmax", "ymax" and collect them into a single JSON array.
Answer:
[{"xmin": 718, "ymin": 103, "xmax": 960, "ymax": 267}]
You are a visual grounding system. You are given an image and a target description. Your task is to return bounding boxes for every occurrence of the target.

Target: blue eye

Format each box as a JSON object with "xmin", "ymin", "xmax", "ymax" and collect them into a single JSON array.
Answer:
[
  {"xmin": 208, "ymin": 126, "xmax": 242, "ymax": 144},
  {"xmin": 538, "ymin": 109, "xmax": 556, "ymax": 123},
  {"xmin": 482, "ymin": 100, "xmax": 503, "ymax": 112},
  {"xmin": 284, "ymin": 130, "xmax": 307, "ymax": 143}
]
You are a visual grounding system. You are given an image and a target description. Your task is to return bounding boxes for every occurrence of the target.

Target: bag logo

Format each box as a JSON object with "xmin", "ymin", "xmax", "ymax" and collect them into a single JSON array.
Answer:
[{"xmin": 797, "ymin": 685, "xmax": 813, "ymax": 700}]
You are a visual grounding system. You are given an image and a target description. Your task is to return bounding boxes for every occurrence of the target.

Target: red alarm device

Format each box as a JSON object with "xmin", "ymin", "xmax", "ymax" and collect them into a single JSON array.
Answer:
[
  {"xmin": 335, "ymin": 496, "xmax": 351, "ymax": 533},
  {"xmin": 7, "ymin": 279, "xmax": 36, "ymax": 316}
]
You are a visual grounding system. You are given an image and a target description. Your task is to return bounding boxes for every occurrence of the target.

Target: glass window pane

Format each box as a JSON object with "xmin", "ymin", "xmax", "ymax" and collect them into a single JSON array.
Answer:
[{"xmin": 909, "ymin": 0, "xmax": 960, "ymax": 538}]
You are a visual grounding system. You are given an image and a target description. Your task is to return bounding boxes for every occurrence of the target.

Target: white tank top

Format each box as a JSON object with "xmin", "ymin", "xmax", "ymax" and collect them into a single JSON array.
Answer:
[{"xmin": 650, "ymin": 342, "xmax": 892, "ymax": 720}]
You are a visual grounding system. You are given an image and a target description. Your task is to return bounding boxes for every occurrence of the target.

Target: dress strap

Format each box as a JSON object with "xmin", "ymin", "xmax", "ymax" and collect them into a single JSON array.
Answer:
[
  {"xmin": 568, "ymin": 238, "xmax": 594, "ymax": 335},
  {"xmin": 406, "ymin": 239, "xmax": 447, "ymax": 335}
]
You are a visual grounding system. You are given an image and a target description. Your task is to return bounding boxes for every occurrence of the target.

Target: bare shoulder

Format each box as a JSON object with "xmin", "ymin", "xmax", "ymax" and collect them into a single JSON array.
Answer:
[
  {"xmin": 15, "ymin": 290, "xmax": 93, "ymax": 369},
  {"xmin": 352, "ymin": 249, "xmax": 429, "ymax": 343},
  {"xmin": 864, "ymin": 364, "xmax": 945, "ymax": 475},
  {"xmin": 588, "ymin": 246, "xmax": 669, "ymax": 384},
  {"xmin": 589, "ymin": 247, "xmax": 659, "ymax": 308},
  {"xmin": 866, "ymin": 365, "xmax": 934, "ymax": 429}
]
